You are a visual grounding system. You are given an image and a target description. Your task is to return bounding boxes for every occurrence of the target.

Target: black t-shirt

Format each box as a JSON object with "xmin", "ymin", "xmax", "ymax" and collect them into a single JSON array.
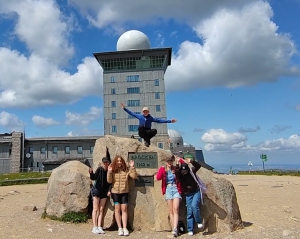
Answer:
[{"xmin": 90, "ymin": 167, "xmax": 110, "ymax": 192}]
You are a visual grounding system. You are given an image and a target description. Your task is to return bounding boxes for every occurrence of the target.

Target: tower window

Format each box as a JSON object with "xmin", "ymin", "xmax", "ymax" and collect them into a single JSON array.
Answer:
[
  {"xmin": 111, "ymin": 101, "xmax": 116, "ymax": 107},
  {"xmin": 127, "ymin": 87, "xmax": 140, "ymax": 94},
  {"xmin": 112, "ymin": 126, "xmax": 117, "ymax": 133},
  {"xmin": 128, "ymin": 125, "xmax": 139, "ymax": 132},
  {"xmin": 156, "ymin": 105, "xmax": 161, "ymax": 112},
  {"xmin": 127, "ymin": 75, "xmax": 139, "ymax": 82},
  {"xmin": 111, "ymin": 88, "xmax": 116, "ymax": 94},
  {"xmin": 155, "ymin": 79, "xmax": 159, "ymax": 86},
  {"xmin": 112, "ymin": 113, "xmax": 116, "ymax": 119},
  {"xmin": 128, "ymin": 100, "xmax": 140, "ymax": 107},
  {"xmin": 111, "ymin": 76, "xmax": 116, "ymax": 83},
  {"xmin": 155, "ymin": 92, "xmax": 160, "ymax": 99}
]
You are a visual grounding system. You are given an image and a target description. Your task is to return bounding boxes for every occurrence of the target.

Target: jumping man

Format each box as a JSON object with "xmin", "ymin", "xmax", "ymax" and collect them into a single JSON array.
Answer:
[{"xmin": 120, "ymin": 103, "xmax": 177, "ymax": 147}]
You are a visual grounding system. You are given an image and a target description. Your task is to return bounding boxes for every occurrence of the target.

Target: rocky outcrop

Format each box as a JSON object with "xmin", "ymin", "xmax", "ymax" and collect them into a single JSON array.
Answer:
[
  {"xmin": 45, "ymin": 161, "xmax": 91, "ymax": 218},
  {"xmin": 196, "ymin": 169, "xmax": 244, "ymax": 233},
  {"xmin": 93, "ymin": 135, "xmax": 243, "ymax": 233}
]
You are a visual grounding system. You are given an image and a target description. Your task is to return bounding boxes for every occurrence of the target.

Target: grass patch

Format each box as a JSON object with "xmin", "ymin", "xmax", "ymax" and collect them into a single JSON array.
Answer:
[
  {"xmin": 0, "ymin": 172, "xmax": 51, "ymax": 186},
  {"xmin": 237, "ymin": 171, "xmax": 300, "ymax": 177},
  {"xmin": 42, "ymin": 210, "xmax": 88, "ymax": 223},
  {"xmin": 0, "ymin": 172, "xmax": 51, "ymax": 181}
]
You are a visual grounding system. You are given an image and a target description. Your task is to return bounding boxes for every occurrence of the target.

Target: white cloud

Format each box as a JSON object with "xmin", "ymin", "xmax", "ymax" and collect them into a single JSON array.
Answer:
[
  {"xmin": 32, "ymin": 115, "xmax": 59, "ymax": 128},
  {"xmin": 201, "ymin": 129, "xmax": 300, "ymax": 152},
  {"xmin": 201, "ymin": 129, "xmax": 247, "ymax": 151},
  {"xmin": 0, "ymin": 50, "xmax": 102, "ymax": 108},
  {"xmin": 257, "ymin": 135, "xmax": 300, "ymax": 151},
  {"xmin": 67, "ymin": 128, "xmax": 103, "ymax": 136},
  {"xmin": 0, "ymin": 111, "xmax": 24, "ymax": 132},
  {"xmin": 0, "ymin": 0, "xmax": 75, "ymax": 65},
  {"xmin": 65, "ymin": 107, "xmax": 102, "ymax": 126},
  {"xmin": 68, "ymin": 0, "xmax": 256, "ymax": 30},
  {"xmin": 165, "ymin": 2, "xmax": 299, "ymax": 91}
]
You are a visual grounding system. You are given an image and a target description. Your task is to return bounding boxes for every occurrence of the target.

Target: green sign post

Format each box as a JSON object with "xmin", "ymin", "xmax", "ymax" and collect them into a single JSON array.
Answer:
[
  {"xmin": 260, "ymin": 153, "xmax": 268, "ymax": 171},
  {"xmin": 128, "ymin": 152, "xmax": 158, "ymax": 169}
]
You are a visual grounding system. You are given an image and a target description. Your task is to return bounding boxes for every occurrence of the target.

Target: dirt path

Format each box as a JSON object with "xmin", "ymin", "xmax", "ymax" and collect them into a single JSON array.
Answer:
[{"xmin": 0, "ymin": 175, "xmax": 300, "ymax": 239}]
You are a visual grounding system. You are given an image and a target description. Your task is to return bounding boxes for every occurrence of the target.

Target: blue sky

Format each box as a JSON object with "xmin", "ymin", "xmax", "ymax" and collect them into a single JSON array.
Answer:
[{"xmin": 0, "ymin": 0, "xmax": 299, "ymax": 167}]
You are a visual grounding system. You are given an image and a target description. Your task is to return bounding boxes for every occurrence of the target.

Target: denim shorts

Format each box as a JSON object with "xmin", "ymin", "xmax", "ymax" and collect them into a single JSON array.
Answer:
[{"xmin": 165, "ymin": 185, "xmax": 181, "ymax": 200}]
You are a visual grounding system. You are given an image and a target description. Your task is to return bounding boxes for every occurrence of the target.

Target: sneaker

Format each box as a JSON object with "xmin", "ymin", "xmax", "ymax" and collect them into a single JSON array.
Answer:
[
  {"xmin": 118, "ymin": 228, "xmax": 124, "ymax": 236},
  {"xmin": 123, "ymin": 228, "xmax": 129, "ymax": 236},
  {"xmin": 197, "ymin": 223, "xmax": 203, "ymax": 229},
  {"xmin": 92, "ymin": 227, "xmax": 100, "ymax": 234},
  {"xmin": 172, "ymin": 227, "xmax": 178, "ymax": 237},
  {"xmin": 97, "ymin": 227, "xmax": 105, "ymax": 234},
  {"xmin": 188, "ymin": 231, "xmax": 194, "ymax": 236}
]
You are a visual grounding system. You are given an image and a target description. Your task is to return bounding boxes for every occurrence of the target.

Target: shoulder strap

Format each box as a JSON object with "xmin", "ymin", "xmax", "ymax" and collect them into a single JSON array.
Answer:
[{"xmin": 188, "ymin": 164, "xmax": 206, "ymax": 204}]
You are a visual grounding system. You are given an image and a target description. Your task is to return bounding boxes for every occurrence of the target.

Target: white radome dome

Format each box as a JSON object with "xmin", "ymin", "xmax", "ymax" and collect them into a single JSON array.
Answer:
[
  {"xmin": 168, "ymin": 129, "xmax": 184, "ymax": 146},
  {"xmin": 117, "ymin": 30, "xmax": 151, "ymax": 51}
]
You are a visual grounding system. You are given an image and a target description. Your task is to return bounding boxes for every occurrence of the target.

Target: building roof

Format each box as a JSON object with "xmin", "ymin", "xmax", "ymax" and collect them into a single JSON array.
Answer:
[
  {"xmin": 168, "ymin": 129, "xmax": 183, "ymax": 146},
  {"xmin": 25, "ymin": 136, "xmax": 102, "ymax": 142}
]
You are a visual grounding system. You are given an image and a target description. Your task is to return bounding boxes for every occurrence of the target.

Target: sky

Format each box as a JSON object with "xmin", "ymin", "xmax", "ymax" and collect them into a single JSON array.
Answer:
[{"xmin": 0, "ymin": 0, "xmax": 299, "ymax": 167}]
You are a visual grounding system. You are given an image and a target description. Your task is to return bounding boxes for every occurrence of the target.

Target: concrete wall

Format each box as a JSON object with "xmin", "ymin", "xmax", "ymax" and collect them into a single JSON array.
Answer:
[
  {"xmin": 103, "ymin": 70, "xmax": 168, "ymax": 136},
  {"xmin": 10, "ymin": 132, "xmax": 22, "ymax": 173}
]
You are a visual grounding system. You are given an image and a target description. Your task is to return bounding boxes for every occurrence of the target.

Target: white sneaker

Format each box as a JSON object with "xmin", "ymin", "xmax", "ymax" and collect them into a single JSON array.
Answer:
[
  {"xmin": 188, "ymin": 231, "xmax": 194, "ymax": 236},
  {"xmin": 92, "ymin": 227, "xmax": 100, "ymax": 234},
  {"xmin": 197, "ymin": 223, "xmax": 203, "ymax": 229},
  {"xmin": 118, "ymin": 228, "xmax": 124, "ymax": 236},
  {"xmin": 123, "ymin": 228, "xmax": 129, "ymax": 236},
  {"xmin": 172, "ymin": 227, "xmax": 178, "ymax": 237},
  {"xmin": 97, "ymin": 227, "xmax": 105, "ymax": 234}
]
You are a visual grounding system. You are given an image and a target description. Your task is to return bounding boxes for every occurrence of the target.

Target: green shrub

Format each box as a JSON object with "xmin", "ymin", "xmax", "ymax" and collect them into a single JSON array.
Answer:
[{"xmin": 42, "ymin": 211, "xmax": 88, "ymax": 224}]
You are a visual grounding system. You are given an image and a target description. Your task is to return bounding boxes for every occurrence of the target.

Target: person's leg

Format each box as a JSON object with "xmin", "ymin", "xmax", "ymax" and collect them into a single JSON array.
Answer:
[
  {"xmin": 97, "ymin": 196, "xmax": 107, "ymax": 233},
  {"xmin": 92, "ymin": 196, "xmax": 100, "ymax": 233},
  {"xmin": 144, "ymin": 129, "xmax": 157, "ymax": 145},
  {"xmin": 185, "ymin": 193, "xmax": 194, "ymax": 233},
  {"xmin": 111, "ymin": 194, "xmax": 122, "ymax": 230},
  {"xmin": 138, "ymin": 126, "xmax": 149, "ymax": 146},
  {"xmin": 191, "ymin": 190, "xmax": 203, "ymax": 228},
  {"xmin": 167, "ymin": 199, "xmax": 174, "ymax": 228},
  {"xmin": 172, "ymin": 197, "xmax": 180, "ymax": 229}
]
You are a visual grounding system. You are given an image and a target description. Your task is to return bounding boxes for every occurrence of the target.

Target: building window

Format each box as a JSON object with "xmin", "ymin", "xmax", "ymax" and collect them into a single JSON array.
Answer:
[
  {"xmin": 128, "ymin": 112, "xmax": 140, "ymax": 119},
  {"xmin": 156, "ymin": 105, "xmax": 161, "ymax": 112},
  {"xmin": 158, "ymin": 143, "xmax": 164, "ymax": 149},
  {"xmin": 111, "ymin": 76, "xmax": 116, "ymax": 83},
  {"xmin": 53, "ymin": 146, "xmax": 58, "ymax": 154},
  {"xmin": 128, "ymin": 125, "xmax": 139, "ymax": 132},
  {"xmin": 112, "ymin": 125, "xmax": 117, "ymax": 133},
  {"xmin": 155, "ymin": 92, "xmax": 160, "ymax": 99},
  {"xmin": 111, "ymin": 88, "xmax": 116, "ymax": 94},
  {"xmin": 127, "ymin": 100, "xmax": 140, "ymax": 107},
  {"xmin": 127, "ymin": 87, "xmax": 140, "ymax": 94},
  {"xmin": 112, "ymin": 113, "xmax": 116, "ymax": 119},
  {"xmin": 40, "ymin": 147, "xmax": 46, "ymax": 154},
  {"xmin": 111, "ymin": 101, "xmax": 116, "ymax": 107},
  {"xmin": 90, "ymin": 146, "xmax": 94, "ymax": 153},
  {"xmin": 9, "ymin": 148, "xmax": 12, "ymax": 156},
  {"xmin": 65, "ymin": 146, "xmax": 70, "ymax": 154},
  {"xmin": 126, "ymin": 75, "xmax": 139, "ymax": 82},
  {"xmin": 29, "ymin": 147, "xmax": 33, "ymax": 154},
  {"xmin": 155, "ymin": 79, "xmax": 159, "ymax": 86},
  {"xmin": 77, "ymin": 146, "xmax": 83, "ymax": 154}
]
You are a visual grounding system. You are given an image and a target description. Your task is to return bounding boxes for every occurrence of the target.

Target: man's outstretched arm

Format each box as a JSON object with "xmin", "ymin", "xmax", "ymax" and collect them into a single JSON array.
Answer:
[
  {"xmin": 153, "ymin": 117, "xmax": 177, "ymax": 123},
  {"xmin": 120, "ymin": 103, "xmax": 140, "ymax": 119}
]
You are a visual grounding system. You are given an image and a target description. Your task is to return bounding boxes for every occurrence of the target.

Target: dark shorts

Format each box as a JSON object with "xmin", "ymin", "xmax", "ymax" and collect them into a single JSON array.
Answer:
[
  {"xmin": 111, "ymin": 193, "xmax": 129, "ymax": 205},
  {"xmin": 91, "ymin": 186, "xmax": 108, "ymax": 199}
]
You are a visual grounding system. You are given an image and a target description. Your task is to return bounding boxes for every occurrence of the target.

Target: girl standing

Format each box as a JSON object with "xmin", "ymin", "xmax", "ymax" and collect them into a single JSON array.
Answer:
[
  {"xmin": 107, "ymin": 155, "xmax": 138, "ymax": 236},
  {"xmin": 156, "ymin": 155, "xmax": 182, "ymax": 237},
  {"xmin": 89, "ymin": 157, "xmax": 111, "ymax": 234}
]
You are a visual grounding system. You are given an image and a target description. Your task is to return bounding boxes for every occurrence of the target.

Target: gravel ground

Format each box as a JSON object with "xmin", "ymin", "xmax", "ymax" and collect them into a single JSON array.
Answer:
[{"xmin": 0, "ymin": 175, "xmax": 300, "ymax": 239}]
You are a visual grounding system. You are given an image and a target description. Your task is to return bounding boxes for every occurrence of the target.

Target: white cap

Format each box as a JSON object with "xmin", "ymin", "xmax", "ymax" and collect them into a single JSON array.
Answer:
[{"xmin": 142, "ymin": 107, "xmax": 149, "ymax": 112}]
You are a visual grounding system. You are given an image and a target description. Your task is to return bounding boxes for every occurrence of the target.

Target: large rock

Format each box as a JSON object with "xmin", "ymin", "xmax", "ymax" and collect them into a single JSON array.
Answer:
[
  {"xmin": 93, "ymin": 135, "xmax": 243, "ymax": 233},
  {"xmin": 196, "ymin": 169, "xmax": 244, "ymax": 233},
  {"xmin": 45, "ymin": 161, "xmax": 91, "ymax": 218}
]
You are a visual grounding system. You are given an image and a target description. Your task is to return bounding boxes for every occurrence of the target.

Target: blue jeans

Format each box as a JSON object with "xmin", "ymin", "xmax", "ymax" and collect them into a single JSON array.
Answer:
[{"xmin": 185, "ymin": 190, "xmax": 202, "ymax": 232}]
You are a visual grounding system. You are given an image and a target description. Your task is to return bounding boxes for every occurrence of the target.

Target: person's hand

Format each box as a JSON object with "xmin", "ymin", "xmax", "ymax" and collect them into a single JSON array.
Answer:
[
  {"xmin": 129, "ymin": 160, "xmax": 135, "ymax": 167},
  {"xmin": 171, "ymin": 118, "xmax": 177, "ymax": 123},
  {"xmin": 186, "ymin": 158, "xmax": 191, "ymax": 163},
  {"xmin": 175, "ymin": 156, "xmax": 181, "ymax": 164},
  {"xmin": 120, "ymin": 103, "xmax": 125, "ymax": 109},
  {"xmin": 107, "ymin": 191, "xmax": 111, "ymax": 197},
  {"xmin": 108, "ymin": 165, "xmax": 112, "ymax": 172},
  {"xmin": 88, "ymin": 168, "xmax": 93, "ymax": 174}
]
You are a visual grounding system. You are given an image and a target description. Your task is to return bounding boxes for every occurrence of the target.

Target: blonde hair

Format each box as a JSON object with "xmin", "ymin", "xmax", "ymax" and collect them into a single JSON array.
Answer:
[{"xmin": 164, "ymin": 155, "xmax": 176, "ymax": 171}]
